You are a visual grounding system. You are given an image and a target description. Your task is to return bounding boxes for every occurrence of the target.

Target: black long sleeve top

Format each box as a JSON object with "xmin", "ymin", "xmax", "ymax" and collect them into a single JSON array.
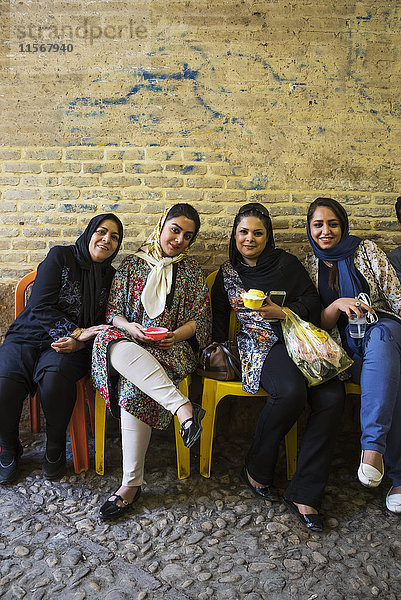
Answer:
[{"xmin": 5, "ymin": 246, "xmax": 115, "ymax": 345}]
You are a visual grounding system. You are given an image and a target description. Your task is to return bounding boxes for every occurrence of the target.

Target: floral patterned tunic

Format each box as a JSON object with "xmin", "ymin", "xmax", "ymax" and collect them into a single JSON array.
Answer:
[
  {"xmin": 305, "ymin": 239, "xmax": 401, "ymax": 346},
  {"xmin": 221, "ymin": 262, "xmax": 279, "ymax": 394},
  {"xmin": 92, "ymin": 254, "xmax": 211, "ymax": 429}
]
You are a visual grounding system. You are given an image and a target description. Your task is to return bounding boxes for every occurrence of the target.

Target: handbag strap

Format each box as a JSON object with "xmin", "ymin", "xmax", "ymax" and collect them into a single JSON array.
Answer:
[
  {"xmin": 218, "ymin": 343, "xmax": 241, "ymax": 378},
  {"xmin": 202, "ymin": 342, "xmax": 241, "ymax": 379}
]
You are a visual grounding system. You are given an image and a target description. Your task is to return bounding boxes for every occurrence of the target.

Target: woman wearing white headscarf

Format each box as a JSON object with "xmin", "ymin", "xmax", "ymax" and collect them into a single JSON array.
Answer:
[{"xmin": 92, "ymin": 204, "xmax": 211, "ymax": 520}]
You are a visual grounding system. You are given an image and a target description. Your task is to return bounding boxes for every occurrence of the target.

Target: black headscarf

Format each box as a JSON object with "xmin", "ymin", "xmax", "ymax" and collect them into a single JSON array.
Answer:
[
  {"xmin": 229, "ymin": 202, "xmax": 285, "ymax": 291},
  {"xmin": 72, "ymin": 213, "xmax": 123, "ymax": 327}
]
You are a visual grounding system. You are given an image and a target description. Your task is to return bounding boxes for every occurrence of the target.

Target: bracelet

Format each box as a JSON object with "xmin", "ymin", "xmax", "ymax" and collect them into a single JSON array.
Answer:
[{"xmin": 69, "ymin": 327, "xmax": 86, "ymax": 340}]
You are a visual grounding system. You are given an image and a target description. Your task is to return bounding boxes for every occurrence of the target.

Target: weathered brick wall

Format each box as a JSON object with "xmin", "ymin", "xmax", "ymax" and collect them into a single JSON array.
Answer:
[{"xmin": 1, "ymin": 1, "xmax": 401, "ymax": 338}]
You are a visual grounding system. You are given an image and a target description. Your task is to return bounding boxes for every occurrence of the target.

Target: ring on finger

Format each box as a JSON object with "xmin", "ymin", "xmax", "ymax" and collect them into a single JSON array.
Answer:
[{"xmin": 355, "ymin": 301, "xmax": 360, "ymax": 307}]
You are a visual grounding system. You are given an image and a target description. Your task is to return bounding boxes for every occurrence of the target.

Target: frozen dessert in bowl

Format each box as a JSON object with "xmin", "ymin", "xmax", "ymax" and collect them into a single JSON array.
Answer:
[
  {"xmin": 143, "ymin": 327, "xmax": 168, "ymax": 340},
  {"xmin": 241, "ymin": 289, "xmax": 266, "ymax": 309}
]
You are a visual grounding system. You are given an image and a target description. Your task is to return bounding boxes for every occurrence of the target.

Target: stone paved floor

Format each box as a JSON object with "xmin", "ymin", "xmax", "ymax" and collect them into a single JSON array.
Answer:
[{"xmin": 1, "ymin": 426, "xmax": 400, "ymax": 600}]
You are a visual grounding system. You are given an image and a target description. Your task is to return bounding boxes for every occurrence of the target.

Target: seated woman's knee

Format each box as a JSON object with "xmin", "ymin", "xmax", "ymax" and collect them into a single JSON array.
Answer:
[{"xmin": 262, "ymin": 375, "xmax": 307, "ymax": 413}]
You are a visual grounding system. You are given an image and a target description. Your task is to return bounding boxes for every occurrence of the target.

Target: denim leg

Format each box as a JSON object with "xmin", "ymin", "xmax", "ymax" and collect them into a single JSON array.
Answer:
[{"xmin": 360, "ymin": 319, "xmax": 401, "ymax": 481}]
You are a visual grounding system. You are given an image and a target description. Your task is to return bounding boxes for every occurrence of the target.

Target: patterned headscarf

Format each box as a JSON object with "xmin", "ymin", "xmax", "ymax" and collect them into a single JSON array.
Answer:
[{"xmin": 135, "ymin": 205, "xmax": 189, "ymax": 318}]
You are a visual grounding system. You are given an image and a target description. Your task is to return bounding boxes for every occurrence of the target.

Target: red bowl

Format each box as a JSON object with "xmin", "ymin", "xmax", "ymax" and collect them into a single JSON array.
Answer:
[{"xmin": 144, "ymin": 327, "xmax": 168, "ymax": 340}]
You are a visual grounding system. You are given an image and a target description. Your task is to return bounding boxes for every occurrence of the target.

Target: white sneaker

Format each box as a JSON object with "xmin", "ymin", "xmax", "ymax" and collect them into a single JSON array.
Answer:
[
  {"xmin": 386, "ymin": 488, "xmax": 401, "ymax": 514},
  {"xmin": 357, "ymin": 451, "xmax": 384, "ymax": 488}
]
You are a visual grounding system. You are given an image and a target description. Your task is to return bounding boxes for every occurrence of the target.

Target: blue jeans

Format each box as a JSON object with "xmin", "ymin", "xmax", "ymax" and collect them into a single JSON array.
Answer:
[{"xmin": 353, "ymin": 318, "xmax": 401, "ymax": 487}]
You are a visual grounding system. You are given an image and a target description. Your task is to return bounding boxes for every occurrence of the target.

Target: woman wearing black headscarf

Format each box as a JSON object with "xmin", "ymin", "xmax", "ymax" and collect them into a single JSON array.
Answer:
[
  {"xmin": 212, "ymin": 203, "xmax": 345, "ymax": 531},
  {"xmin": 0, "ymin": 213, "xmax": 123, "ymax": 483}
]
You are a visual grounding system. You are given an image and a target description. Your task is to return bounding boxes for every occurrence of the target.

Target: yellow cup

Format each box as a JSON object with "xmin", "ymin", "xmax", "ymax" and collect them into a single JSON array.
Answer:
[{"xmin": 242, "ymin": 290, "xmax": 265, "ymax": 309}]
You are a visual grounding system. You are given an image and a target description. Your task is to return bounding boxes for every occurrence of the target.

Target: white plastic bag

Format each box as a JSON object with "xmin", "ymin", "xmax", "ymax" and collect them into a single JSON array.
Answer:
[{"xmin": 281, "ymin": 308, "xmax": 353, "ymax": 386}]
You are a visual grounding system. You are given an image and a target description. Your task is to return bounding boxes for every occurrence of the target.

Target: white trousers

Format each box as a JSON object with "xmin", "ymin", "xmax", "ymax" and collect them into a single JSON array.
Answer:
[
  {"xmin": 110, "ymin": 340, "xmax": 189, "ymax": 486},
  {"xmin": 120, "ymin": 408, "xmax": 151, "ymax": 487}
]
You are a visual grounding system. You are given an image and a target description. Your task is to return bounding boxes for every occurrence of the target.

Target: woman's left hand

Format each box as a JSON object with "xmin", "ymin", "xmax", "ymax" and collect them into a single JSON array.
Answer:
[
  {"xmin": 51, "ymin": 337, "xmax": 85, "ymax": 353},
  {"xmin": 256, "ymin": 296, "xmax": 286, "ymax": 320},
  {"xmin": 78, "ymin": 324, "xmax": 111, "ymax": 342},
  {"xmin": 158, "ymin": 332, "xmax": 176, "ymax": 349}
]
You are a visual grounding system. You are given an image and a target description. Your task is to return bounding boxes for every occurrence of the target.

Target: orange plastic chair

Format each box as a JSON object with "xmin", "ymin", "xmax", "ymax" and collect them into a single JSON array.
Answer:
[
  {"xmin": 94, "ymin": 376, "xmax": 191, "ymax": 479},
  {"xmin": 15, "ymin": 270, "xmax": 93, "ymax": 474},
  {"xmin": 199, "ymin": 271, "xmax": 298, "ymax": 479}
]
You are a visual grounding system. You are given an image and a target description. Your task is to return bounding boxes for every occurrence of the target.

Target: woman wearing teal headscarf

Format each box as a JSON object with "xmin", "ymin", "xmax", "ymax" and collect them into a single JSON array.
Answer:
[{"xmin": 306, "ymin": 197, "xmax": 401, "ymax": 515}]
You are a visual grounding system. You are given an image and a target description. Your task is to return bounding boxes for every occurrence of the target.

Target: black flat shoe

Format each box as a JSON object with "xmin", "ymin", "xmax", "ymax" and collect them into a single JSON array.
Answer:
[
  {"xmin": 180, "ymin": 403, "xmax": 206, "ymax": 449},
  {"xmin": 0, "ymin": 442, "xmax": 23, "ymax": 484},
  {"xmin": 282, "ymin": 497, "xmax": 324, "ymax": 532},
  {"xmin": 240, "ymin": 466, "xmax": 279, "ymax": 502},
  {"xmin": 99, "ymin": 487, "xmax": 141, "ymax": 521},
  {"xmin": 42, "ymin": 450, "xmax": 66, "ymax": 480}
]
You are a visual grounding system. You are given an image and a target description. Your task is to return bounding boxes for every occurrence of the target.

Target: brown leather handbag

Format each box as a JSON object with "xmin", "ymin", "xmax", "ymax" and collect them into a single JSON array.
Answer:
[{"xmin": 197, "ymin": 341, "xmax": 241, "ymax": 381}]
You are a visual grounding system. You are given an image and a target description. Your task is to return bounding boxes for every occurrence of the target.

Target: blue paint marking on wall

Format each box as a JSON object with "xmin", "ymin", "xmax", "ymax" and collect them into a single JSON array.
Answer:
[
  {"xmin": 142, "ymin": 64, "xmax": 198, "ymax": 81},
  {"xmin": 66, "ymin": 39, "xmax": 297, "ymax": 139},
  {"xmin": 60, "ymin": 204, "xmax": 75, "ymax": 213},
  {"xmin": 194, "ymin": 93, "xmax": 224, "ymax": 119},
  {"xmin": 356, "ymin": 13, "xmax": 372, "ymax": 21}
]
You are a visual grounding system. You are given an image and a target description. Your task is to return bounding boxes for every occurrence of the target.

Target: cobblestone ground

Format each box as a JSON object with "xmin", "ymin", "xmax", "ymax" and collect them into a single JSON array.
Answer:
[{"xmin": 1, "ymin": 426, "xmax": 400, "ymax": 600}]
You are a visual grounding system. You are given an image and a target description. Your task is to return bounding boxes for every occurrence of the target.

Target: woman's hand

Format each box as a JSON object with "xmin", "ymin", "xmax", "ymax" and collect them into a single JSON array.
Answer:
[
  {"xmin": 332, "ymin": 297, "xmax": 375, "ymax": 319},
  {"xmin": 321, "ymin": 297, "xmax": 376, "ymax": 330},
  {"xmin": 112, "ymin": 315, "xmax": 152, "ymax": 343},
  {"xmin": 77, "ymin": 324, "xmax": 111, "ymax": 342},
  {"xmin": 123, "ymin": 322, "xmax": 153, "ymax": 343},
  {"xmin": 158, "ymin": 332, "xmax": 176, "ymax": 349},
  {"xmin": 256, "ymin": 296, "xmax": 286, "ymax": 320},
  {"xmin": 157, "ymin": 321, "xmax": 196, "ymax": 349},
  {"xmin": 51, "ymin": 337, "xmax": 85, "ymax": 353}
]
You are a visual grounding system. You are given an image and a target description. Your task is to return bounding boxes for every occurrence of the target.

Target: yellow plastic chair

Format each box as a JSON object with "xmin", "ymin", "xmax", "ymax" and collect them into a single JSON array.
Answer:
[
  {"xmin": 94, "ymin": 376, "xmax": 191, "ymax": 479},
  {"xmin": 344, "ymin": 381, "xmax": 361, "ymax": 395},
  {"xmin": 199, "ymin": 271, "xmax": 298, "ymax": 479}
]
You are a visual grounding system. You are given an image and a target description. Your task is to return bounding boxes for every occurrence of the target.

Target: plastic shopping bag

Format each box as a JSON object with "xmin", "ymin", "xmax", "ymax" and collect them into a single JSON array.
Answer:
[{"xmin": 281, "ymin": 308, "xmax": 353, "ymax": 386}]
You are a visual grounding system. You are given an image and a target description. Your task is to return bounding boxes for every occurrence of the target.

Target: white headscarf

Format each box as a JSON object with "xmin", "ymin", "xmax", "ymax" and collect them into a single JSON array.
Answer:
[{"xmin": 135, "ymin": 206, "xmax": 188, "ymax": 319}]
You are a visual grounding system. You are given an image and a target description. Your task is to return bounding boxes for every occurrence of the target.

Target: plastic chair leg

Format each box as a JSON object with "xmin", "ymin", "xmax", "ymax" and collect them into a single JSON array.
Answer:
[
  {"xmin": 285, "ymin": 423, "xmax": 298, "ymax": 480},
  {"xmin": 84, "ymin": 377, "xmax": 95, "ymax": 435},
  {"xmin": 94, "ymin": 390, "xmax": 107, "ymax": 475},
  {"xmin": 69, "ymin": 378, "xmax": 90, "ymax": 474},
  {"xmin": 29, "ymin": 391, "xmax": 41, "ymax": 434},
  {"xmin": 174, "ymin": 377, "xmax": 190, "ymax": 479},
  {"xmin": 200, "ymin": 380, "xmax": 218, "ymax": 478},
  {"xmin": 174, "ymin": 416, "xmax": 190, "ymax": 479}
]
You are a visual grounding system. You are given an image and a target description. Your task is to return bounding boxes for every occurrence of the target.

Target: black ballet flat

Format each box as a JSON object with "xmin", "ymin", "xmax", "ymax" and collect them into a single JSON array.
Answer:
[
  {"xmin": 99, "ymin": 487, "xmax": 141, "ymax": 521},
  {"xmin": 0, "ymin": 442, "xmax": 23, "ymax": 484},
  {"xmin": 240, "ymin": 466, "xmax": 279, "ymax": 502},
  {"xmin": 282, "ymin": 497, "xmax": 324, "ymax": 532},
  {"xmin": 180, "ymin": 403, "xmax": 206, "ymax": 449}
]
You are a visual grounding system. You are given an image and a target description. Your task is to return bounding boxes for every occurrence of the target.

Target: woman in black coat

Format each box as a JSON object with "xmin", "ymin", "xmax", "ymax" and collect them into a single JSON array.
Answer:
[
  {"xmin": 0, "ymin": 213, "xmax": 123, "ymax": 483},
  {"xmin": 212, "ymin": 203, "xmax": 345, "ymax": 531}
]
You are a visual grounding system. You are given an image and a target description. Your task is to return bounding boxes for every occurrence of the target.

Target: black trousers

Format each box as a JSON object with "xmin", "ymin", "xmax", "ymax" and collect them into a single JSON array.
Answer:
[
  {"xmin": 0, "ymin": 339, "xmax": 90, "ymax": 451},
  {"xmin": 246, "ymin": 341, "xmax": 345, "ymax": 510}
]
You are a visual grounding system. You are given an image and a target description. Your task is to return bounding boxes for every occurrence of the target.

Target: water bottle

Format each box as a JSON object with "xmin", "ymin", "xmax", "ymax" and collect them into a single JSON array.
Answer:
[{"xmin": 348, "ymin": 315, "xmax": 367, "ymax": 339}]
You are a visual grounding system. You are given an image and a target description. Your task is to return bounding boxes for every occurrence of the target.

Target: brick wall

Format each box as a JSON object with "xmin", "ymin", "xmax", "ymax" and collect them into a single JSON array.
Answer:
[{"xmin": 1, "ymin": 1, "xmax": 401, "ymax": 338}]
